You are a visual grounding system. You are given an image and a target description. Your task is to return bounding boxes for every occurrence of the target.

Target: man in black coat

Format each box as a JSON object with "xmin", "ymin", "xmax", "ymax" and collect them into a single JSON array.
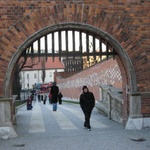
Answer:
[
  {"xmin": 51, "ymin": 82, "xmax": 59, "ymax": 111},
  {"xmin": 80, "ymin": 85, "xmax": 95, "ymax": 131}
]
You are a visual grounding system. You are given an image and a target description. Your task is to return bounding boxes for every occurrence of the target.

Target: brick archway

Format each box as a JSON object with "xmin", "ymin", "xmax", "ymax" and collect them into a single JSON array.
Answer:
[
  {"xmin": 3, "ymin": 22, "xmax": 135, "ymax": 96},
  {"xmin": 1, "ymin": 5, "xmax": 147, "ymax": 95},
  {"xmin": 3, "ymin": 22, "xmax": 135, "ymax": 125},
  {"xmin": 1, "ymin": 4, "xmax": 147, "ymax": 96},
  {"xmin": 0, "ymin": 3, "xmax": 150, "ymax": 128}
]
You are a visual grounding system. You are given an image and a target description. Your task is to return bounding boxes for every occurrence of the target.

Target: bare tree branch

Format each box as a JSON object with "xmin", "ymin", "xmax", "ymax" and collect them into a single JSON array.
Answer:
[{"xmin": 18, "ymin": 56, "xmax": 39, "ymax": 72}]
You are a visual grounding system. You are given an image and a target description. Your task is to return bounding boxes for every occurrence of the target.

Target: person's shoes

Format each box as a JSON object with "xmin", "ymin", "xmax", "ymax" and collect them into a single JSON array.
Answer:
[
  {"xmin": 84, "ymin": 125, "xmax": 87, "ymax": 129},
  {"xmin": 87, "ymin": 128, "xmax": 91, "ymax": 131}
]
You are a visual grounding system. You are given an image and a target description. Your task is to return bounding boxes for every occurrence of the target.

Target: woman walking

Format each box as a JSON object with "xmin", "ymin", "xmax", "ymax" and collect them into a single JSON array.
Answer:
[{"xmin": 80, "ymin": 85, "xmax": 95, "ymax": 131}]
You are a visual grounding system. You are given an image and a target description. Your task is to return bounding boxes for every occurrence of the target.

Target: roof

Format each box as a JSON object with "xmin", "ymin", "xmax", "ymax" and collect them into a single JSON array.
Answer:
[{"xmin": 21, "ymin": 57, "xmax": 65, "ymax": 71}]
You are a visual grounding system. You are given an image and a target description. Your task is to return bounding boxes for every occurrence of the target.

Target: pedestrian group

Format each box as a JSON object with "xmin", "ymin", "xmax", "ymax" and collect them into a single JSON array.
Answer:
[{"xmin": 27, "ymin": 83, "xmax": 95, "ymax": 131}]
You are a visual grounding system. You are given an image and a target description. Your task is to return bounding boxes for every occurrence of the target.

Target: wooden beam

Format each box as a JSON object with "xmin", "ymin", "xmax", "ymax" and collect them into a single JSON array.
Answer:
[
  {"xmin": 52, "ymin": 32, "xmax": 54, "ymax": 61},
  {"xmin": 45, "ymin": 35, "xmax": 48, "ymax": 61},
  {"xmin": 58, "ymin": 30, "xmax": 62, "ymax": 61},
  {"xmin": 79, "ymin": 31, "xmax": 82, "ymax": 52}
]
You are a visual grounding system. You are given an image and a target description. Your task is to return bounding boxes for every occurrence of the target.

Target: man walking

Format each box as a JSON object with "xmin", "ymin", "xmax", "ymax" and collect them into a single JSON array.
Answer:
[
  {"xmin": 51, "ymin": 82, "xmax": 59, "ymax": 111},
  {"xmin": 80, "ymin": 85, "xmax": 95, "ymax": 131}
]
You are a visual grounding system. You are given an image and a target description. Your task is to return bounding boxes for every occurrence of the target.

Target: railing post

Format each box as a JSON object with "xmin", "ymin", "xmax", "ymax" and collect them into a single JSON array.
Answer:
[{"xmin": 107, "ymin": 93, "xmax": 111, "ymax": 120}]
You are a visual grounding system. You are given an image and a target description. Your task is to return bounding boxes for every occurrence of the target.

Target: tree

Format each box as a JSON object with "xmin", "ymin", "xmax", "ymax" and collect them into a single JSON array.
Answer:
[
  {"xmin": 12, "ymin": 56, "xmax": 38, "ymax": 100},
  {"xmin": 41, "ymin": 57, "xmax": 46, "ymax": 83}
]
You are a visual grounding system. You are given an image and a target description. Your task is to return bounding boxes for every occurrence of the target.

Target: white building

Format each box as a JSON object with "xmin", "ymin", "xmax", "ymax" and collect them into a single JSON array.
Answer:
[{"xmin": 20, "ymin": 57, "xmax": 65, "ymax": 90}]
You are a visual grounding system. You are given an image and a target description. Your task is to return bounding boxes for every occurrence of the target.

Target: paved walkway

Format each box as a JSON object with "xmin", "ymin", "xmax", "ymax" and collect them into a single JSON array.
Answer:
[{"xmin": 0, "ymin": 99, "xmax": 150, "ymax": 150}]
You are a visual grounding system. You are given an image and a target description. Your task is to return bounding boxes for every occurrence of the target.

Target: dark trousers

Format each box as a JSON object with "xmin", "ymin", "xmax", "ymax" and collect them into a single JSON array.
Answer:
[
  {"xmin": 38, "ymin": 96, "xmax": 40, "ymax": 102},
  {"xmin": 43, "ymin": 99, "xmax": 46, "ymax": 105},
  {"xmin": 83, "ymin": 109, "xmax": 92, "ymax": 129},
  {"xmin": 58, "ymin": 98, "xmax": 62, "ymax": 104}
]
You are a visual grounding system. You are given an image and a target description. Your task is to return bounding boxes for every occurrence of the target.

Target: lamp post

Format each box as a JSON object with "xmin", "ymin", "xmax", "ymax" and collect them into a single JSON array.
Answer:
[
  {"xmin": 27, "ymin": 74, "xmax": 30, "ymax": 97},
  {"xmin": 27, "ymin": 83, "xmax": 29, "ymax": 97}
]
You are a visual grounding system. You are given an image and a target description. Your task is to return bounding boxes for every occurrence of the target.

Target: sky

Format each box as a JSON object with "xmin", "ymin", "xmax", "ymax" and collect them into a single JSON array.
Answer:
[{"xmin": 31, "ymin": 30, "xmax": 106, "ymax": 54}]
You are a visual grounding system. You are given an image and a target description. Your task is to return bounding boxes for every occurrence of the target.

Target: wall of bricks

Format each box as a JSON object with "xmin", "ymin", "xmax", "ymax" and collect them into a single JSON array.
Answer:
[
  {"xmin": 0, "ymin": 1, "xmax": 150, "ymax": 122},
  {"xmin": 56, "ymin": 58, "xmax": 122, "ymax": 101}
]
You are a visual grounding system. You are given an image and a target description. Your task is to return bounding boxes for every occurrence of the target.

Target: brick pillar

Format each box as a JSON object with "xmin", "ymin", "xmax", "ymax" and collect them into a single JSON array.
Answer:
[
  {"xmin": 0, "ymin": 98, "xmax": 17, "ymax": 139},
  {"xmin": 125, "ymin": 94, "xmax": 143, "ymax": 130},
  {"xmin": 129, "ymin": 94, "xmax": 142, "ymax": 118}
]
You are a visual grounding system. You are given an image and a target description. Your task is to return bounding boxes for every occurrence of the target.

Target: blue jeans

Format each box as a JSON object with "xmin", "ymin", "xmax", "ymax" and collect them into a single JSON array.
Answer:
[{"xmin": 53, "ymin": 103, "xmax": 57, "ymax": 111}]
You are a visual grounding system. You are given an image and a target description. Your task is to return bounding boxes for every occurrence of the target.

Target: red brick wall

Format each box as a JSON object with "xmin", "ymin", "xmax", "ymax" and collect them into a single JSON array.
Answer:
[
  {"xmin": 116, "ymin": 56, "xmax": 129, "ymax": 123},
  {"xmin": 142, "ymin": 94, "xmax": 150, "ymax": 117},
  {"xmin": 0, "ymin": 1, "xmax": 150, "ymax": 121},
  {"xmin": 56, "ymin": 58, "xmax": 122, "ymax": 100}
]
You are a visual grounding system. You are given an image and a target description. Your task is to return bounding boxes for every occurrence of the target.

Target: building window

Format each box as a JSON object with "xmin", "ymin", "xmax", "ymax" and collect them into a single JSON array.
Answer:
[
  {"xmin": 27, "ymin": 74, "xmax": 29, "ymax": 79},
  {"xmin": 49, "ymin": 72, "xmax": 52, "ymax": 77},
  {"xmin": 34, "ymin": 73, "xmax": 36, "ymax": 78}
]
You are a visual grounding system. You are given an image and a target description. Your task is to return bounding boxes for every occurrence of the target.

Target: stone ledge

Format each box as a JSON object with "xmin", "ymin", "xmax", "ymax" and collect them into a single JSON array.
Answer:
[
  {"xmin": 125, "ymin": 117, "xmax": 150, "ymax": 130},
  {"xmin": 95, "ymin": 101, "xmax": 108, "ymax": 117},
  {"xmin": 0, "ymin": 123, "xmax": 17, "ymax": 139}
]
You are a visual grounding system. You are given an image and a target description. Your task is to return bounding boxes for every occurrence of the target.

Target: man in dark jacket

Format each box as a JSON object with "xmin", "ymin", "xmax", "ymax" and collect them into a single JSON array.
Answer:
[
  {"xmin": 51, "ymin": 82, "xmax": 59, "ymax": 111},
  {"xmin": 80, "ymin": 85, "xmax": 95, "ymax": 131}
]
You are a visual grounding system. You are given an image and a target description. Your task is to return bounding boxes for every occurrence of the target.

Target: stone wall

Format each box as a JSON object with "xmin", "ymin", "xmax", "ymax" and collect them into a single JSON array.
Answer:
[{"xmin": 95, "ymin": 85, "xmax": 123, "ymax": 124}]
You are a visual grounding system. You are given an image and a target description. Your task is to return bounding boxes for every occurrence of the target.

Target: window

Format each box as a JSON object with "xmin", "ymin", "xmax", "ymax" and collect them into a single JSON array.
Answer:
[
  {"xmin": 27, "ymin": 74, "xmax": 29, "ymax": 79},
  {"xmin": 49, "ymin": 72, "xmax": 52, "ymax": 77},
  {"xmin": 34, "ymin": 73, "xmax": 36, "ymax": 78}
]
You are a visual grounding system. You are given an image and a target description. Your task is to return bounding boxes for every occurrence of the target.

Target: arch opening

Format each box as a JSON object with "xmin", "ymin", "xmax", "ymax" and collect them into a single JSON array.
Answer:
[
  {"xmin": 4, "ymin": 23, "xmax": 137, "ymax": 97},
  {"xmin": 3, "ymin": 23, "xmax": 140, "ymax": 128}
]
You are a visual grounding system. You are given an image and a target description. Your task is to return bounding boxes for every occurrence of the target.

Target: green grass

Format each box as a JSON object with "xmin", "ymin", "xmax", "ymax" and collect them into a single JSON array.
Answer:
[
  {"xmin": 62, "ymin": 100, "xmax": 79, "ymax": 104},
  {"xmin": 15, "ymin": 100, "xmax": 27, "ymax": 107}
]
